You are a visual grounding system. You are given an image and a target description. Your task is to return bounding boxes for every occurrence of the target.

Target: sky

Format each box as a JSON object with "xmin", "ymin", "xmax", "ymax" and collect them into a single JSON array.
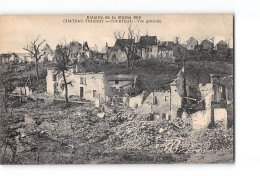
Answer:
[{"xmin": 0, "ymin": 14, "xmax": 233, "ymax": 53}]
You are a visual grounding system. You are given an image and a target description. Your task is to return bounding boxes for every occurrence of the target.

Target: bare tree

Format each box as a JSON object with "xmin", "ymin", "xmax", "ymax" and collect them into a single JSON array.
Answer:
[
  {"xmin": 127, "ymin": 25, "xmax": 136, "ymax": 67},
  {"xmin": 54, "ymin": 44, "xmax": 73, "ymax": 105},
  {"xmin": 0, "ymin": 65, "xmax": 15, "ymax": 113},
  {"xmin": 23, "ymin": 35, "xmax": 46, "ymax": 81},
  {"xmin": 132, "ymin": 28, "xmax": 141, "ymax": 66},
  {"xmin": 23, "ymin": 36, "xmax": 46, "ymax": 108},
  {"xmin": 113, "ymin": 30, "xmax": 125, "ymax": 40},
  {"xmin": 113, "ymin": 25, "xmax": 138, "ymax": 67}
]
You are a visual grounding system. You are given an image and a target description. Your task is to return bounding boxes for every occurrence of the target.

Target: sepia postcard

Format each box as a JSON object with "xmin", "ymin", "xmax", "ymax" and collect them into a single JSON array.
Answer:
[{"xmin": 0, "ymin": 14, "xmax": 234, "ymax": 164}]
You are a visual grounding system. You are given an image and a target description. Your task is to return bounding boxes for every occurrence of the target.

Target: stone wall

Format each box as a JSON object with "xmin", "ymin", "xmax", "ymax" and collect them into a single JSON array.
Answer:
[
  {"xmin": 170, "ymin": 84, "xmax": 182, "ymax": 119},
  {"xmin": 129, "ymin": 93, "xmax": 144, "ymax": 109},
  {"xmin": 142, "ymin": 91, "xmax": 171, "ymax": 114},
  {"xmin": 191, "ymin": 108, "xmax": 228, "ymax": 130}
]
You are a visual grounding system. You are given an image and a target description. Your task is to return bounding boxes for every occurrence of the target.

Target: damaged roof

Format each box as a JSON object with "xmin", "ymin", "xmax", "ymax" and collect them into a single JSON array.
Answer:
[
  {"xmin": 139, "ymin": 35, "xmax": 157, "ymax": 47},
  {"xmin": 114, "ymin": 39, "xmax": 134, "ymax": 50},
  {"xmin": 106, "ymin": 74, "xmax": 137, "ymax": 81}
]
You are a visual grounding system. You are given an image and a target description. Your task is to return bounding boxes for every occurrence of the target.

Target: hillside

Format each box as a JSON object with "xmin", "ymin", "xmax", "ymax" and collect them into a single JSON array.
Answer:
[{"xmin": 79, "ymin": 59, "xmax": 233, "ymax": 93}]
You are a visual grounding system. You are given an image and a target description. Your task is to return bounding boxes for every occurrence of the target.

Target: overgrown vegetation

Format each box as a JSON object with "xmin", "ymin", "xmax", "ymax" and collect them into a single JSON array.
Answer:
[{"xmin": 79, "ymin": 59, "xmax": 233, "ymax": 93}]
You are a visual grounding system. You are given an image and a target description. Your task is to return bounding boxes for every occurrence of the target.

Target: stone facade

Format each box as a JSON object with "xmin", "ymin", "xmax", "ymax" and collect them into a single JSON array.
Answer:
[
  {"xmin": 46, "ymin": 69, "xmax": 108, "ymax": 104},
  {"xmin": 137, "ymin": 81, "xmax": 183, "ymax": 120},
  {"xmin": 106, "ymin": 74, "xmax": 137, "ymax": 96},
  {"xmin": 46, "ymin": 69, "xmax": 138, "ymax": 104}
]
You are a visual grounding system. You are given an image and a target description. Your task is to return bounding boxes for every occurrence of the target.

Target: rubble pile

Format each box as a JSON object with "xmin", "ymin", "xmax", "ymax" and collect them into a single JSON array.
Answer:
[
  {"xmin": 180, "ymin": 121, "xmax": 234, "ymax": 163},
  {"xmin": 0, "ymin": 101, "xmax": 233, "ymax": 164},
  {"xmin": 93, "ymin": 115, "xmax": 194, "ymax": 163}
]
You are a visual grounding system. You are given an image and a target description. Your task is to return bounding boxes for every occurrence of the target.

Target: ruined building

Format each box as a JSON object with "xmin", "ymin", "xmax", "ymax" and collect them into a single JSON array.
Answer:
[
  {"xmin": 46, "ymin": 68, "xmax": 137, "ymax": 105},
  {"xmin": 192, "ymin": 74, "xmax": 233, "ymax": 130}
]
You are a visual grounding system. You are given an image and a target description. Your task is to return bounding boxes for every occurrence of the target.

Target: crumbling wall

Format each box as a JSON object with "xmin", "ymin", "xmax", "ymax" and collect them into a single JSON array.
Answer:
[
  {"xmin": 199, "ymin": 83, "xmax": 213, "ymax": 109},
  {"xmin": 73, "ymin": 73, "xmax": 106, "ymax": 103},
  {"xmin": 191, "ymin": 108, "xmax": 227, "ymax": 130},
  {"xmin": 129, "ymin": 93, "xmax": 144, "ymax": 109},
  {"xmin": 107, "ymin": 49, "xmax": 128, "ymax": 63},
  {"xmin": 170, "ymin": 85, "xmax": 182, "ymax": 119},
  {"xmin": 106, "ymin": 74, "xmax": 137, "ymax": 96},
  {"xmin": 191, "ymin": 110, "xmax": 211, "ymax": 130},
  {"xmin": 142, "ymin": 91, "xmax": 171, "ymax": 114},
  {"xmin": 214, "ymin": 108, "xmax": 228, "ymax": 128},
  {"xmin": 46, "ymin": 69, "xmax": 55, "ymax": 95},
  {"xmin": 107, "ymin": 80, "xmax": 132, "ymax": 90},
  {"xmin": 136, "ymin": 102, "xmax": 152, "ymax": 115}
]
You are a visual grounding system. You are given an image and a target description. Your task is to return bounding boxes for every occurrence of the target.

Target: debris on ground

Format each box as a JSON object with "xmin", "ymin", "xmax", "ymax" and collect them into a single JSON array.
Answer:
[{"xmin": 0, "ymin": 101, "xmax": 233, "ymax": 164}]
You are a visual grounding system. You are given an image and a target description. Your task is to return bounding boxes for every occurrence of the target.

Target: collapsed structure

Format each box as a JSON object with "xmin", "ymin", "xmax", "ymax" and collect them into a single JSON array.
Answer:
[
  {"xmin": 134, "ymin": 70, "xmax": 233, "ymax": 130},
  {"xmin": 46, "ymin": 63, "xmax": 233, "ymax": 131},
  {"xmin": 194, "ymin": 74, "xmax": 233, "ymax": 129}
]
